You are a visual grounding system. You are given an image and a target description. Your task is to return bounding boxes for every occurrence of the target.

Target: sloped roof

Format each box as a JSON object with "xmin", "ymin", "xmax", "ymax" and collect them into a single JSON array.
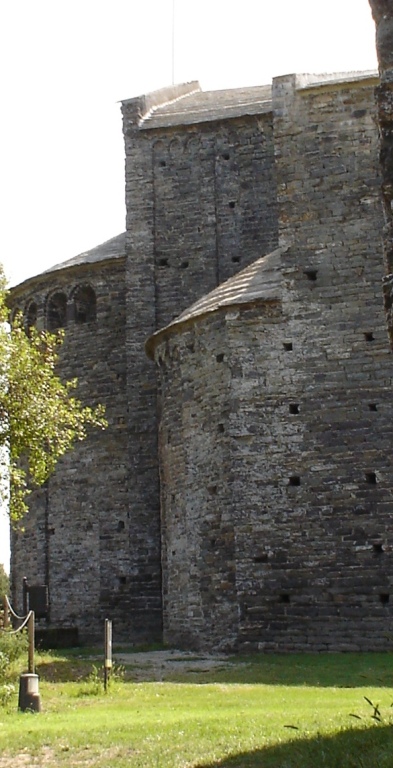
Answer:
[
  {"xmin": 139, "ymin": 85, "xmax": 273, "ymax": 129},
  {"xmin": 146, "ymin": 246, "xmax": 286, "ymax": 358},
  {"xmin": 42, "ymin": 232, "xmax": 126, "ymax": 275}
]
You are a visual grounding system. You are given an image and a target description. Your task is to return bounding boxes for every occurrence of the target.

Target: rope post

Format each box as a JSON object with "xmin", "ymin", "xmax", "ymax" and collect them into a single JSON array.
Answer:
[
  {"xmin": 104, "ymin": 618, "xmax": 112, "ymax": 693},
  {"xmin": 28, "ymin": 611, "xmax": 35, "ymax": 674},
  {"xmin": 18, "ymin": 610, "xmax": 41, "ymax": 713}
]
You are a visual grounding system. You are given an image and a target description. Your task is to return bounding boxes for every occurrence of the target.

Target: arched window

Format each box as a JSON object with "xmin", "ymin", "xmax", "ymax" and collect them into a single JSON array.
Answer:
[
  {"xmin": 25, "ymin": 302, "xmax": 38, "ymax": 335},
  {"xmin": 73, "ymin": 286, "xmax": 96, "ymax": 324},
  {"xmin": 47, "ymin": 292, "xmax": 67, "ymax": 331}
]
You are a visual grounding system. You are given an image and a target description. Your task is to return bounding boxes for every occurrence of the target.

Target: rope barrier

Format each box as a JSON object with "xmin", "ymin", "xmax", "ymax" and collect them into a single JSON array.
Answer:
[
  {"xmin": 0, "ymin": 596, "xmax": 32, "ymax": 634},
  {"xmin": 0, "ymin": 610, "xmax": 33, "ymax": 635},
  {"xmin": 5, "ymin": 595, "xmax": 25, "ymax": 621}
]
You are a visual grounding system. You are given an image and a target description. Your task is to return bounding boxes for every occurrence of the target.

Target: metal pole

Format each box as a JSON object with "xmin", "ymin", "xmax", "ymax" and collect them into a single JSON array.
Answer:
[
  {"xmin": 104, "ymin": 618, "xmax": 112, "ymax": 693},
  {"xmin": 171, "ymin": 0, "xmax": 175, "ymax": 85},
  {"xmin": 28, "ymin": 611, "xmax": 35, "ymax": 674}
]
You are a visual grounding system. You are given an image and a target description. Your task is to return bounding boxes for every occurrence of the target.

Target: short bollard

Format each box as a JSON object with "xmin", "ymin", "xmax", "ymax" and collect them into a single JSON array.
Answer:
[{"xmin": 18, "ymin": 673, "xmax": 41, "ymax": 713}]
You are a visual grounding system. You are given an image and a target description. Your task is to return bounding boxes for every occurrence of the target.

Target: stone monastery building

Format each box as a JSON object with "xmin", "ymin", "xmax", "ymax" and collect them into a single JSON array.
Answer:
[{"xmin": 10, "ymin": 70, "xmax": 393, "ymax": 651}]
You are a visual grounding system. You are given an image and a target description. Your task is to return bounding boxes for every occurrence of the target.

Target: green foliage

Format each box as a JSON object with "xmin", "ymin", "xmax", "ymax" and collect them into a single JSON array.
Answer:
[
  {"xmin": 2, "ymin": 650, "xmax": 393, "ymax": 765},
  {"xmin": 0, "ymin": 628, "xmax": 28, "ymax": 708},
  {"xmin": 0, "ymin": 268, "xmax": 107, "ymax": 522},
  {"xmin": 0, "ymin": 628, "xmax": 28, "ymax": 666},
  {"xmin": 0, "ymin": 563, "xmax": 8, "ymax": 607}
]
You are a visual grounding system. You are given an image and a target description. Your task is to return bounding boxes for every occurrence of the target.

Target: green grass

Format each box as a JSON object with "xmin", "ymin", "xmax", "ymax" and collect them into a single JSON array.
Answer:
[{"xmin": 1, "ymin": 651, "xmax": 393, "ymax": 766}]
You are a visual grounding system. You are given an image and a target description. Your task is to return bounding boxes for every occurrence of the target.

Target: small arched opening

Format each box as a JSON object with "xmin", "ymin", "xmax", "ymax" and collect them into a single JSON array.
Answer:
[
  {"xmin": 47, "ymin": 292, "xmax": 67, "ymax": 331},
  {"xmin": 25, "ymin": 301, "xmax": 38, "ymax": 335},
  {"xmin": 74, "ymin": 285, "xmax": 96, "ymax": 324}
]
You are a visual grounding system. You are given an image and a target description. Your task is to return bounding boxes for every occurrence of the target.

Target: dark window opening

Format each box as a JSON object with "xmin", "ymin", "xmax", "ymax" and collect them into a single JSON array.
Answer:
[
  {"xmin": 218, "ymin": 423, "xmax": 225, "ymax": 433},
  {"xmin": 160, "ymin": 160, "xmax": 166, "ymax": 167},
  {"xmin": 119, "ymin": 576, "xmax": 127, "ymax": 586},
  {"xmin": 380, "ymin": 593, "xmax": 389, "ymax": 604},
  {"xmin": 364, "ymin": 332, "xmax": 374, "ymax": 342},
  {"xmin": 222, "ymin": 152, "xmax": 230, "ymax": 160},
  {"xmin": 253, "ymin": 554, "xmax": 268, "ymax": 564},
  {"xmin": 304, "ymin": 269, "xmax": 318, "ymax": 281},
  {"xmin": 158, "ymin": 258, "xmax": 169, "ymax": 267},
  {"xmin": 279, "ymin": 594, "xmax": 290, "ymax": 603},
  {"xmin": 289, "ymin": 476, "xmax": 301, "ymax": 486},
  {"xmin": 74, "ymin": 286, "xmax": 96, "ymax": 324},
  {"xmin": 368, "ymin": 403, "xmax": 378, "ymax": 412},
  {"xmin": 47, "ymin": 292, "xmax": 67, "ymax": 331},
  {"xmin": 289, "ymin": 403, "xmax": 300, "ymax": 414},
  {"xmin": 232, "ymin": 256, "xmax": 240, "ymax": 263},
  {"xmin": 229, "ymin": 201, "xmax": 236, "ymax": 209},
  {"xmin": 117, "ymin": 521, "xmax": 125, "ymax": 532},
  {"xmin": 365, "ymin": 472, "xmax": 377, "ymax": 485},
  {"xmin": 25, "ymin": 302, "xmax": 38, "ymax": 335},
  {"xmin": 283, "ymin": 342, "xmax": 293, "ymax": 351},
  {"xmin": 373, "ymin": 543, "xmax": 384, "ymax": 555},
  {"xmin": 216, "ymin": 353, "xmax": 224, "ymax": 363},
  {"xmin": 180, "ymin": 261, "xmax": 189, "ymax": 269}
]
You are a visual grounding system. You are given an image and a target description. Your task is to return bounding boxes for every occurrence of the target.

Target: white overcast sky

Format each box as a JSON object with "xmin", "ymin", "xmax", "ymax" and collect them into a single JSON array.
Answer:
[{"xmin": 0, "ymin": 0, "xmax": 378, "ymax": 570}]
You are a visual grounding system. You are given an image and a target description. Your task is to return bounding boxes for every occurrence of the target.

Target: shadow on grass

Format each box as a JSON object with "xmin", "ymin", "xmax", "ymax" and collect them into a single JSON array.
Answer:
[
  {"xmin": 36, "ymin": 650, "xmax": 393, "ymax": 688},
  {"xmin": 196, "ymin": 723, "xmax": 393, "ymax": 768},
  {"xmin": 162, "ymin": 652, "xmax": 393, "ymax": 688},
  {"xmin": 36, "ymin": 658, "xmax": 97, "ymax": 683}
]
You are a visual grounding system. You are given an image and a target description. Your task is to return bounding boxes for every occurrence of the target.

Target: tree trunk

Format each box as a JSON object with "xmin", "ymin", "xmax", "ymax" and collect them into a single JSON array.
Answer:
[{"xmin": 369, "ymin": 1, "xmax": 393, "ymax": 344}]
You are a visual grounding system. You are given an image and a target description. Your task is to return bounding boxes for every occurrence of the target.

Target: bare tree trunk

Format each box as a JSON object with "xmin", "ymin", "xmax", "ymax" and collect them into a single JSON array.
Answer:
[{"xmin": 369, "ymin": 1, "xmax": 393, "ymax": 344}]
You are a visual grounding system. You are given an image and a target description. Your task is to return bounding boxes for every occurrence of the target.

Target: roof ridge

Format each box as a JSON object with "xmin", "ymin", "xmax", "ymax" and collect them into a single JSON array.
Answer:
[{"xmin": 140, "ymin": 87, "xmax": 202, "ymax": 126}]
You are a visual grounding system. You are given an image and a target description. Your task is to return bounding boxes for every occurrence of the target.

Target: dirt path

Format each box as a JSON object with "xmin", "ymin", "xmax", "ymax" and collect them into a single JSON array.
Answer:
[{"xmin": 114, "ymin": 648, "xmax": 231, "ymax": 680}]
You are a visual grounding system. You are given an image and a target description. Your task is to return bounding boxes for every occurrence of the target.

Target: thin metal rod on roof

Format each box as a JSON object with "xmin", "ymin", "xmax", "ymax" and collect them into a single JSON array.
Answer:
[{"xmin": 171, "ymin": 0, "xmax": 175, "ymax": 85}]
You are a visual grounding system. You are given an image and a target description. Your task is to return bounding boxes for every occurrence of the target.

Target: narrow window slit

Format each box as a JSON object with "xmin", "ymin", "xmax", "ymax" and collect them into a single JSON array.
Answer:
[
  {"xmin": 365, "ymin": 472, "xmax": 377, "ymax": 485},
  {"xmin": 304, "ymin": 269, "xmax": 318, "ymax": 281},
  {"xmin": 380, "ymin": 593, "xmax": 389, "ymax": 604},
  {"xmin": 289, "ymin": 404, "xmax": 299, "ymax": 414},
  {"xmin": 289, "ymin": 476, "xmax": 301, "ymax": 487}
]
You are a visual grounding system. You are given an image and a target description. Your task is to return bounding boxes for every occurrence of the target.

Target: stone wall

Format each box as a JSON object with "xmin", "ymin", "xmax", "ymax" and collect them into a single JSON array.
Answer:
[
  {"xmin": 10, "ymin": 258, "xmax": 156, "ymax": 641},
  {"xmin": 150, "ymin": 74, "xmax": 393, "ymax": 652}
]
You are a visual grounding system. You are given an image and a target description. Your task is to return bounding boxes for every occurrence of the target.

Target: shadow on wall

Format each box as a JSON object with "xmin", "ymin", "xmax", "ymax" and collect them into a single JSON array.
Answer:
[{"xmin": 196, "ymin": 724, "xmax": 393, "ymax": 768}]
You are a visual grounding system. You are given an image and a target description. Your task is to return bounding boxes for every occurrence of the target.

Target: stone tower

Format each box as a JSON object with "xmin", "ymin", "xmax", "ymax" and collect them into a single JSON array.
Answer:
[{"xmin": 10, "ymin": 70, "xmax": 393, "ymax": 650}]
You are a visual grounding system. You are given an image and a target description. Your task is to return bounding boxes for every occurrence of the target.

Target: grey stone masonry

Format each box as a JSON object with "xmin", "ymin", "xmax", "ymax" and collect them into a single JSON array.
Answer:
[
  {"xmin": 10, "ymin": 70, "xmax": 393, "ymax": 651},
  {"xmin": 148, "ymin": 72, "xmax": 393, "ymax": 652}
]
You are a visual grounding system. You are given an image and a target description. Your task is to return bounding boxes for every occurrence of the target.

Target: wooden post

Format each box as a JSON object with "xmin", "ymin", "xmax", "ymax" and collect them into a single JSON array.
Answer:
[
  {"xmin": 104, "ymin": 619, "xmax": 112, "ymax": 693},
  {"xmin": 23, "ymin": 577, "xmax": 28, "ymax": 618},
  {"xmin": 28, "ymin": 611, "xmax": 35, "ymax": 674}
]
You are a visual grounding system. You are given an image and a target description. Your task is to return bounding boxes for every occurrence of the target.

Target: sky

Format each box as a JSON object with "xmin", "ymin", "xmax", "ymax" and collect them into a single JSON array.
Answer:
[{"xmin": 0, "ymin": 0, "xmax": 379, "ymax": 571}]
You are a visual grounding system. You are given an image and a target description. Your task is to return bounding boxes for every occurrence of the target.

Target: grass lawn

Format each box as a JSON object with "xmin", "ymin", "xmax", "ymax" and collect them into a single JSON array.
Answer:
[{"xmin": 1, "ymin": 650, "xmax": 393, "ymax": 766}]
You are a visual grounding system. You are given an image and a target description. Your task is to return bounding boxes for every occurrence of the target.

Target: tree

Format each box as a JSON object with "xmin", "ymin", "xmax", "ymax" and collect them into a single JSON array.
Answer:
[
  {"xmin": 368, "ymin": 1, "xmax": 393, "ymax": 346},
  {"xmin": 0, "ymin": 563, "xmax": 8, "ymax": 607},
  {"xmin": 0, "ymin": 269, "xmax": 106, "ymax": 523}
]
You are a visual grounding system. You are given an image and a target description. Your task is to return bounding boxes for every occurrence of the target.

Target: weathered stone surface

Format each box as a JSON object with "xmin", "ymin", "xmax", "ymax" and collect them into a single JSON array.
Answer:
[
  {"xmin": 150, "ymin": 74, "xmax": 393, "ymax": 652},
  {"xmin": 10, "ymin": 71, "xmax": 393, "ymax": 651}
]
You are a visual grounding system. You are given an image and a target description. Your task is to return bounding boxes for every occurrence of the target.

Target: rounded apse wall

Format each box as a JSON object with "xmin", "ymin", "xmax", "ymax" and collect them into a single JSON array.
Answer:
[
  {"xmin": 151, "ymin": 282, "xmax": 393, "ymax": 653},
  {"xmin": 9, "ymin": 256, "xmax": 131, "ymax": 642}
]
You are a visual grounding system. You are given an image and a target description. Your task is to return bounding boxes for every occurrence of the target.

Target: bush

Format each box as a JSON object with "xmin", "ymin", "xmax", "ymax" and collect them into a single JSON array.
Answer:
[
  {"xmin": 0, "ymin": 564, "xmax": 9, "ymax": 609},
  {"xmin": 0, "ymin": 628, "xmax": 28, "ymax": 707}
]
